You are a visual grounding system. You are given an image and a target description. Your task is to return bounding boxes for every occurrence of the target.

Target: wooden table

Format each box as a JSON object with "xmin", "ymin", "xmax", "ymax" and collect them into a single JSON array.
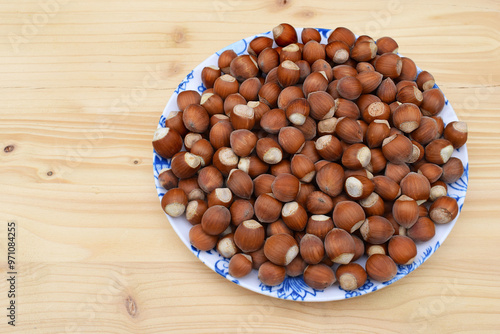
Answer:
[{"xmin": 1, "ymin": 0, "xmax": 499, "ymax": 332}]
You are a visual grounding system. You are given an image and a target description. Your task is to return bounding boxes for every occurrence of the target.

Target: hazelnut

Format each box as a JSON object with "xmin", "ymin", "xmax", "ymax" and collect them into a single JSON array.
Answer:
[
  {"xmin": 308, "ymin": 91, "xmax": 336, "ymax": 120},
  {"xmin": 230, "ymin": 129, "xmax": 258, "ymax": 157},
  {"xmin": 197, "ymin": 166, "xmax": 224, "ymax": 194},
  {"xmin": 285, "ymin": 98, "xmax": 310, "ymax": 125},
  {"xmin": 316, "ymin": 162, "xmax": 345, "ymax": 197},
  {"xmin": 357, "ymin": 70, "xmax": 383, "ymax": 94},
  {"xmin": 326, "ymin": 41, "xmax": 350, "ymax": 64},
  {"xmin": 407, "ymin": 217, "xmax": 436, "ymax": 242},
  {"xmin": 425, "ymin": 139, "xmax": 454, "ymax": 165},
  {"xmin": 217, "ymin": 233, "xmax": 238, "ymax": 258},
  {"xmin": 272, "ymin": 23, "xmax": 298, "ymax": 46},
  {"xmin": 328, "ymin": 27, "xmax": 356, "ymax": 47},
  {"xmin": 382, "ymin": 134, "xmax": 413, "ymax": 164},
  {"xmin": 201, "ymin": 93, "xmax": 224, "ymax": 116},
  {"xmin": 303, "ymin": 264, "xmax": 336, "ymax": 290},
  {"xmin": 152, "ymin": 127, "xmax": 183, "ymax": 159},
  {"xmin": 224, "ymin": 93, "xmax": 247, "ymax": 116},
  {"xmin": 350, "ymin": 41, "xmax": 377, "ymax": 62},
  {"xmin": 440, "ymin": 157, "xmax": 464, "ymax": 183},
  {"xmin": 324, "ymin": 228, "xmax": 356, "ymax": 264},
  {"xmin": 335, "ymin": 117, "xmax": 363, "ymax": 144},
  {"xmin": 230, "ymin": 55, "xmax": 259, "ymax": 82},
  {"xmin": 218, "ymin": 50, "xmax": 237, "ymax": 74},
  {"xmin": 226, "ymin": 169, "xmax": 254, "ymax": 199},
  {"xmin": 365, "ymin": 254, "xmax": 397, "ymax": 282},
  {"xmin": 258, "ymin": 261, "xmax": 286, "ymax": 286},
  {"xmin": 277, "ymin": 86, "xmax": 304, "ymax": 110},
  {"xmin": 281, "ymin": 201, "xmax": 308, "ymax": 231},
  {"xmin": 393, "ymin": 103, "xmax": 422, "ymax": 133},
  {"xmin": 201, "ymin": 205, "xmax": 231, "ymax": 236},
  {"xmin": 171, "ymin": 152, "xmax": 201, "ymax": 179},
  {"xmin": 342, "ymin": 143, "xmax": 371, "ymax": 170},
  {"xmin": 158, "ymin": 168, "xmax": 178, "ymax": 190},
  {"xmin": 277, "ymin": 60, "xmax": 301, "ymax": 87},
  {"xmin": 260, "ymin": 108, "xmax": 288, "ymax": 134},
  {"xmin": 306, "ymin": 191, "xmax": 333, "ymax": 215},
  {"xmin": 228, "ymin": 254, "xmax": 253, "ymax": 278},
  {"xmin": 344, "ymin": 175, "xmax": 374, "ymax": 200},
  {"xmin": 230, "ymin": 199, "xmax": 254, "ymax": 226},
  {"xmin": 376, "ymin": 36, "xmax": 398, "ymax": 54},
  {"xmin": 177, "ymin": 90, "xmax": 201, "ymax": 111},
  {"xmin": 372, "ymin": 175, "xmax": 401, "ymax": 201},
  {"xmin": 212, "ymin": 147, "xmax": 239, "ymax": 176},
  {"xmin": 444, "ymin": 121, "xmax": 468, "ymax": 149},
  {"xmin": 161, "ymin": 188, "xmax": 188, "ymax": 217},
  {"xmin": 385, "ymin": 162, "xmax": 411, "ymax": 184},
  {"xmin": 201, "ymin": 66, "xmax": 221, "ymax": 89},
  {"xmin": 238, "ymin": 155, "xmax": 269, "ymax": 178},
  {"xmin": 264, "ymin": 233, "xmax": 299, "ymax": 266},
  {"xmin": 280, "ymin": 43, "xmax": 302, "ymax": 63},
  {"xmin": 360, "ymin": 215, "xmax": 395, "ymax": 244},
  {"xmin": 359, "ymin": 192, "xmax": 385, "ymax": 216},
  {"xmin": 256, "ymin": 137, "xmax": 283, "ymax": 165},
  {"xmin": 377, "ymin": 77, "xmax": 397, "ymax": 103},
  {"xmin": 207, "ymin": 188, "xmax": 233, "ymax": 208},
  {"xmin": 306, "ymin": 215, "xmax": 334, "ymax": 240},
  {"xmin": 302, "ymin": 40, "xmax": 326, "ymax": 65},
  {"xmin": 351, "ymin": 235, "xmax": 365, "ymax": 261},
  {"xmin": 190, "ymin": 139, "xmax": 214, "ymax": 167},
  {"xmin": 429, "ymin": 196, "xmax": 459, "ymax": 224},
  {"xmin": 291, "ymin": 154, "xmax": 316, "ymax": 183},
  {"xmin": 189, "ymin": 224, "xmax": 218, "ymax": 251},
  {"xmin": 303, "ymin": 71, "xmax": 329, "ymax": 96},
  {"xmin": 278, "ymin": 127, "xmax": 305, "ymax": 154},
  {"xmin": 213, "ymin": 74, "xmax": 239, "ymax": 100},
  {"xmin": 388, "ymin": 235, "xmax": 417, "ymax": 265},
  {"xmin": 254, "ymin": 193, "xmax": 283, "ymax": 223},
  {"xmin": 253, "ymin": 174, "xmax": 275, "ymax": 197},
  {"xmin": 247, "ymin": 36, "xmax": 273, "ymax": 56},
  {"xmin": 420, "ymin": 88, "xmax": 445, "ymax": 116},
  {"xmin": 374, "ymin": 53, "xmax": 402, "ymax": 78},
  {"xmin": 209, "ymin": 121, "xmax": 233, "ymax": 149},
  {"xmin": 315, "ymin": 135, "xmax": 343, "ymax": 161},
  {"xmin": 400, "ymin": 172, "xmax": 431, "ymax": 204},
  {"xmin": 392, "ymin": 195, "xmax": 419, "ymax": 228},
  {"xmin": 336, "ymin": 263, "xmax": 367, "ymax": 290},
  {"xmin": 267, "ymin": 219, "xmax": 293, "ymax": 237},
  {"xmin": 396, "ymin": 85, "xmax": 423, "ymax": 106},
  {"xmin": 332, "ymin": 200, "xmax": 366, "ymax": 233},
  {"xmin": 416, "ymin": 71, "xmax": 435, "ymax": 91},
  {"xmin": 234, "ymin": 219, "xmax": 265, "ymax": 252},
  {"xmin": 301, "ymin": 28, "xmax": 321, "ymax": 44},
  {"xmin": 239, "ymin": 77, "xmax": 262, "ymax": 101},
  {"xmin": 178, "ymin": 177, "xmax": 204, "ymax": 201},
  {"xmin": 286, "ymin": 255, "xmax": 307, "ymax": 277}
]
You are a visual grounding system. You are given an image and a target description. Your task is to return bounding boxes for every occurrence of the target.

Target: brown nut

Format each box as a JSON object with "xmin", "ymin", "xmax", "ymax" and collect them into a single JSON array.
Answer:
[
  {"xmin": 316, "ymin": 163, "xmax": 345, "ymax": 197},
  {"xmin": 425, "ymin": 139, "xmax": 454, "ymax": 165},
  {"xmin": 291, "ymin": 154, "xmax": 316, "ymax": 183},
  {"xmin": 407, "ymin": 216, "xmax": 436, "ymax": 242},
  {"xmin": 260, "ymin": 108, "xmax": 288, "ymax": 134},
  {"xmin": 335, "ymin": 117, "xmax": 363, "ymax": 144},
  {"xmin": 372, "ymin": 175, "xmax": 401, "ymax": 201},
  {"xmin": 420, "ymin": 88, "xmax": 445, "ymax": 116},
  {"xmin": 254, "ymin": 193, "xmax": 283, "ymax": 223},
  {"xmin": 214, "ymin": 74, "xmax": 239, "ymax": 100},
  {"xmin": 158, "ymin": 168, "xmax": 179, "ymax": 190},
  {"xmin": 189, "ymin": 224, "xmax": 218, "ymax": 251},
  {"xmin": 336, "ymin": 263, "xmax": 367, "ymax": 290},
  {"xmin": 365, "ymin": 254, "xmax": 397, "ymax": 282},
  {"xmin": 207, "ymin": 188, "xmax": 233, "ymax": 208},
  {"xmin": 324, "ymin": 228, "xmax": 356, "ymax": 264},
  {"xmin": 382, "ymin": 134, "xmax": 413, "ymax": 164},
  {"xmin": 392, "ymin": 195, "xmax": 419, "ymax": 228},
  {"xmin": 171, "ymin": 152, "xmax": 201, "ymax": 179},
  {"xmin": 228, "ymin": 254, "xmax": 253, "ymax": 278},
  {"xmin": 201, "ymin": 205, "xmax": 231, "ymax": 235},
  {"xmin": 400, "ymin": 172, "xmax": 431, "ymax": 204},
  {"xmin": 177, "ymin": 90, "xmax": 201, "ymax": 111},
  {"xmin": 417, "ymin": 71, "xmax": 436, "ymax": 91},
  {"xmin": 374, "ymin": 53, "xmax": 402, "ymax": 79},
  {"xmin": 271, "ymin": 173, "xmax": 300, "ymax": 202},
  {"xmin": 444, "ymin": 121, "xmax": 468, "ymax": 149},
  {"xmin": 393, "ymin": 103, "xmax": 422, "ymax": 133},
  {"xmin": 230, "ymin": 129, "xmax": 258, "ymax": 157},
  {"xmin": 161, "ymin": 188, "xmax": 188, "ymax": 217},
  {"xmin": 388, "ymin": 235, "xmax": 417, "ymax": 265},
  {"xmin": 342, "ymin": 143, "xmax": 371, "ymax": 170},
  {"xmin": 332, "ymin": 200, "xmax": 366, "ymax": 233},
  {"xmin": 226, "ymin": 169, "xmax": 254, "ymax": 199},
  {"xmin": 258, "ymin": 261, "xmax": 286, "ymax": 286},
  {"xmin": 429, "ymin": 196, "xmax": 459, "ymax": 224},
  {"xmin": 360, "ymin": 215, "xmax": 395, "ymax": 244},
  {"xmin": 359, "ymin": 192, "xmax": 385, "ymax": 216},
  {"xmin": 152, "ymin": 127, "xmax": 183, "ymax": 159},
  {"xmin": 281, "ymin": 201, "xmax": 308, "ymax": 231},
  {"xmin": 278, "ymin": 127, "xmax": 305, "ymax": 154},
  {"xmin": 238, "ymin": 155, "xmax": 269, "ymax": 178},
  {"xmin": 440, "ymin": 157, "xmax": 464, "ymax": 184},
  {"xmin": 273, "ymin": 23, "xmax": 298, "ymax": 46},
  {"xmin": 201, "ymin": 66, "xmax": 221, "ymax": 89},
  {"xmin": 230, "ymin": 55, "xmax": 259, "ymax": 82},
  {"xmin": 264, "ymin": 233, "xmax": 299, "ymax": 266},
  {"xmin": 234, "ymin": 219, "xmax": 265, "ymax": 252},
  {"xmin": 213, "ymin": 147, "xmax": 239, "ymax": 176},
  {"xmin": 303, "ymin": 264, "xmax": 336, "ymax": 290}
]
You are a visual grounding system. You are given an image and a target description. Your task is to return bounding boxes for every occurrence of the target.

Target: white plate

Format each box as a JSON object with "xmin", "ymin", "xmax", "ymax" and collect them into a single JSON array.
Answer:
[{"xmin": 153, "ymin": 28, "xmax": 469, "ymax": 301}]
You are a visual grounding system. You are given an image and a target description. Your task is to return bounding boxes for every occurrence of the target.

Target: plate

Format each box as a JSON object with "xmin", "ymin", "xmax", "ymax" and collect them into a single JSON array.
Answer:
[{"xmin": 153, "ymin": 28, "xmax": 469, "ymax": 301}]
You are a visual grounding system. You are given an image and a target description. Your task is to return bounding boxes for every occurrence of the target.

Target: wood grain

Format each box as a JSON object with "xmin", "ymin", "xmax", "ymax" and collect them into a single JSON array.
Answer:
[{"xmin": 1, "ymin": 0, "xmax": 500, "ymax": 332}]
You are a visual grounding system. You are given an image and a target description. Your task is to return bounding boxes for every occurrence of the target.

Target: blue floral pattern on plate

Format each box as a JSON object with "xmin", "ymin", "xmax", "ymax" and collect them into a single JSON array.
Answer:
[{"xmin": 153, "ymin": 28, "xmax": 469, "ymax": 301}]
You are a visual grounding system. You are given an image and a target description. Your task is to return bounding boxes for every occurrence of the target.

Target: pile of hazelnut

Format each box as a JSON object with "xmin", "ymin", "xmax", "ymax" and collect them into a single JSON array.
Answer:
[{"xmin": 153, "ymin": 23, "xmax": 468, "ymax": 291}]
